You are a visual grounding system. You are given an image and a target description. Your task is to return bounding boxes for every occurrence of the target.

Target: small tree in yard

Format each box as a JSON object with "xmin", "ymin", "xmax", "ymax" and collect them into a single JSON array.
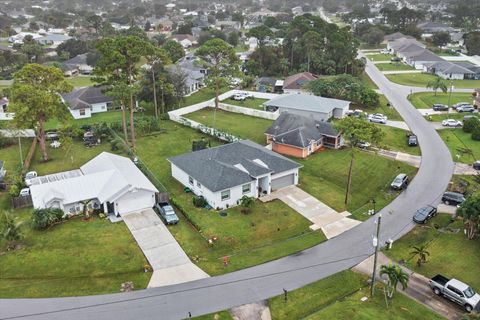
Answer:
[
  {"xmin": 410, "ymin": 244, "xmax": 430, "ymax": 267},
  {"xmin": 379, "ymin": 264, "xmax": 409, "ymax": 299},
  {"xmin": 463, "ymin": 117, "xmax": 480, "ymax": 133},
  {"xmin": 0, "ymin": 212, "xmax": 23, "ymax": 242},
  {"xmin": 240, "ymin": 196, "xmax": 255, "ymax": 214},
  {"xmin": 9, "ymin": 64, "xmax": 73, "ymax": 161},
  {"xmin": 334, "ymin": 117, "xmax": 384, "ymax": 205},
  {"xmin": 426, "ymin": 77, "xmax": 448, "ymax": 96},
  {"xmin": 456, "ymin": 193, "xmax": 480, "ymax": 239}
]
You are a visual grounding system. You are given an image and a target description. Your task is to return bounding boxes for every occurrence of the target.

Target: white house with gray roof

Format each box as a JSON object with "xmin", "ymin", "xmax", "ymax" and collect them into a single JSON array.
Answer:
[
  {"xmin": 61, "ymin": 86, "xmax": 113, "ymax": 119},
  {"xmin": 168, "ymin": 140, "xmax": 302, "ymax": 209},
  {"xmin": 263, "ymin": 94, "xmax": 350, "ymax": 122}
]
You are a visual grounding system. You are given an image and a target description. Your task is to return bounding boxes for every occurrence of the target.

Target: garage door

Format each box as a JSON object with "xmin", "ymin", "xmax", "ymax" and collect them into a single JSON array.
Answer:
[
  {"xmin": 117, "ymin": 192, "xmax": 154, "ymax": 215},
  {"xmin": 271, "ymin": 174, "xmax": 294, "ymax": 191}
]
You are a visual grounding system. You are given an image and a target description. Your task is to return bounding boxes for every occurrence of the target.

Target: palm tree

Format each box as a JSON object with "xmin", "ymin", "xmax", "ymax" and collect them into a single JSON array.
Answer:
[
  {"xmin": 410, "ymin": 244, "xmax": 430, "ymax": 267},
  {"xmin": 426, "ymin": 77, "xmax": 448, "ymax": 96},
  {"xmin": 1, "ymin": 212, "xmax": 23, "ymax": 241},
  {"xmin": 379, "ymin": 264, "xmax": 409, "ymax": 298}
]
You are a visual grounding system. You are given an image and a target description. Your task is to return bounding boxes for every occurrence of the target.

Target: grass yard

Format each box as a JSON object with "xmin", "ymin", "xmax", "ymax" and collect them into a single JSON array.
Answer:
[
  {"xmin": 45, "ymin": 111, "xmax": 124, "ymax": 130},
  {"xmin": 297, "ymin": 149, "xmax": 418, "ymax": 220},
  {"xmin": 378, "ymin": 125, "xmax": 421, "ymax": 156},
  {"xmin": 386, "ymin": 73, "xmax": 480, "ymax": 89},
  {"xmin": 184, "ymin": 108, "xmax": 272, "ymax": 145},
  {"xmin": 181, "ymin": 87, "xmax": 230, "ymax": 107},
  {"xmin": 193, "ymin": 311, "xmax": 233, "ymax": 320},
  {"xmin": 269, "ymin": 270, "xmax": 444, "ymax": 320},
  {"xmin": 222, "ymin": 97, "xmax": 269, "ymax": 110},
  {"xmin": 376, "ymin": 63, "xmax": 415, "ymax": 72},
  {"xmin": 408, "ymin": 92, "xmax": 475, "ymax": 109},
  {"xmin": 426, "ymin": 113, "xmax": 464, "ymax": 122},
  {"xmin": 358, "ymin": 72, "xmax": 379, "ymax": 89},
  {"xmin": 438, "ymin": 129, "xmax": 480, "ymax": 164},
  {"xmin": 366, "ymin": 54, "xmax": 393, "ymax": 61},
  {"xmin": 135, "ymin": 121, "xmax": 326, "ymax": 275},
  {"xmin": 369, "ymin": 95, "xmax": 402, "ymax": 121},
  {"xmin": 385, "ymin": 213, "xmax": 480, "ymax": 290},
  {"xmin": 65, "ymin": 76, "xmax": 95, "ymax": 88}
]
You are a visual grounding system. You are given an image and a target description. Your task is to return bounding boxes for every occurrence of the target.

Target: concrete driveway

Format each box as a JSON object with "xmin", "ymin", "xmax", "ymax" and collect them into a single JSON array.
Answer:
[
  {"xmin": 261, "ymin": 186, "xmax": 361, "ymax": 239},
  {"xmin": 122, "ymin": 209, "xmax": 209, "ymax": 288}
]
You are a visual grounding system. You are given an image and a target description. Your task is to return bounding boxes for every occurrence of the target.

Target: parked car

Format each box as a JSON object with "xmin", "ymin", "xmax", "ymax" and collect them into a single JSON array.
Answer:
[
  {"xmin": 390, "ymin": 57, "xmax": 401, "ymax": 62},
  {"xmin": 473, "ymin": 160, "xmax": 480, "ymax": 170},
  {"xmin": 19, "ymin": 188, "xmax": 30, "ymax": 197},
  {"xmin": 356, "ymin": 141, "xmax": 371, "ymax": 149},
  {"xmin": 368, "ymin": 113, "xmax": 388, "ymax": 124},
  {"xmin": 154, "ymin": 202, "xmax": 179, "ymax": 225},
  {"xmin": 408, "ymin": 134, "xmax": 418, "ymax": 146},
  {"xmin": 430, "ymin": 274, "xmax": 480, "ymax": 312},
  {"xmin": 432, "ymin": 104, "xmax": 449, "ymax": 111},
  {"xmin": 390, "ymin": 173, "xmax": 409, "ymax": 190},
  {"xmin": 347, "ymin": 109, "xmax": 367, "ymax": 119},
  {"xmin": 442, "ymin": 191, "xmax": 465, "ymax": 206},
  {"xmin": 380, "ymin": 49, "xmax": 390, "ymax": 54},
  {"xmin": 231, "ymin": 93, "xmax": 247, "ymax": 101},
  {"xmin": 24, "ymin": 171, "xmax": 37, "ymax": 186},
  {"xmin": 412, "ymin": 205, "xmax": 437, "ymax": 224},
  {"xmin": 46, "ymin": 131, "xmax": 59, "ymax": 140},
  {"xmin": 453, "ymin": 102, "xmax": 471, "ymax": 109},
  {"xmin": 442, "ymin": 119, "xmax": 462, "ymax": 127},
  {"xmin": 237, "ymin": 92, "xmax": 254, "ymax": 99},
  {"xmin": 456, "ymin": 105, "xmax": 475, "ymax": 113}
]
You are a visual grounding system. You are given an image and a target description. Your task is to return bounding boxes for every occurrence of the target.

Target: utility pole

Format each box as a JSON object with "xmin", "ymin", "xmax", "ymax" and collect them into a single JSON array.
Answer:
[
  {"xmin": 447, "ymin": 80, "xmax": 453, "ymax": 118},
  {"xmin": 370, "ymin": 214, "xmax": 382, "ymax": 297}
]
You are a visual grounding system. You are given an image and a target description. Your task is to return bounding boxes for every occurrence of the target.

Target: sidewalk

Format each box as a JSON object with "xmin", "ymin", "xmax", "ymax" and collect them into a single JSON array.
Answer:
[{"xmin": 352, "ymin": 253, "xmax": 463, "ymax": 320}]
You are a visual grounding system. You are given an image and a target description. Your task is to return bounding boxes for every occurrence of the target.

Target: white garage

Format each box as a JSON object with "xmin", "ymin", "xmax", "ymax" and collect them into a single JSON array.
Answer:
[{"xmin": 271, "ymin": 174, "xmax": 295, "ymax": 191}]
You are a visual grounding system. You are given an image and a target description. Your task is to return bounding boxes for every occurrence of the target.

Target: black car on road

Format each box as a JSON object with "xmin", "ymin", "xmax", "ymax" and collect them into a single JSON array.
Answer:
[
  {"xmin": 432, "ymin": 104, "xmax": 449, "ymax": 111},
  {"xmin": 441, "ymin": 192, "xmax": 465, "ymax": 206},
  {"xmin": 408, "ymin": 134, "xmax": 418, "ymax": 146},
  {"xmin": 413, "ymin": 206, "xmax": 437, "ymax": 224}
]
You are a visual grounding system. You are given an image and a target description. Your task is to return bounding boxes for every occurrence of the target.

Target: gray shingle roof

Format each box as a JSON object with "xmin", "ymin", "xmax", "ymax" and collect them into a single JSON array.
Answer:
[
  {"xmin": 62, "ymin": 86, "xmax": 112, "ymax": 110},
  {"xmin": 405, "ymin": 49, "xmax": 445, "ymax": 62},
  {"xmin": 428, "ymin": 61, "xmax": 475, "ymax": 74},
  {"xmin": 64, "ymin": 53, "xmax": 88, "ymax": 66},
  {"xmin": 168, "ymin": 140, "xmax": 302, "ymax": 192},
  {"xmin": 264, "ymin": 94, "xmax": 350, "ymax": 114},
  {"xmin": 384, "ymin": 32, "xmax": 415, "ymax": 42},
  {"xmin": 265, "ymin": 113, "xmax": 339, "ymax": 148}
]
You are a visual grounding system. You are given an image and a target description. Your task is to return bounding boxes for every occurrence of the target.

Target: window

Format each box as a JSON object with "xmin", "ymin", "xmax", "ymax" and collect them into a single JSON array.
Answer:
[
  {"xmin": 189, "ymin": 176, "xmax": 194, "ymax": 185},
  {"xmin": 197, "ymin": 181, "xmax": 201, "ymax": 188},
  {"xmin": 242, "ymin": 183, "xmax": 251, "ymax": 194},
  {"xmin": 79, "ymin": 109, "xmax": 86, "ymax": 116},
  {"xmin": 221, "ymin": 190, "xmax": 230, "ymax": 201}
]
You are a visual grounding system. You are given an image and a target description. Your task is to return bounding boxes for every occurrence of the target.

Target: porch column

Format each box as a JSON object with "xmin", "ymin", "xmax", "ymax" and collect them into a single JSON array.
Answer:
[{"xmin": 103, "ymin": 202, "xmax": 108, "ymax": 214}]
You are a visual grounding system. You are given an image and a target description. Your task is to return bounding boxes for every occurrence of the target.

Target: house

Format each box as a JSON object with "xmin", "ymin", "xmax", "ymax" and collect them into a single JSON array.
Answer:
[
  {"xmin": 282, "ymin": 72, "xmax": 317, "ymax": 93},
  {"xmin": 387, "ymin": 38, "xmax": 425, "ymax": 54},
  {"xmin": 30, "ymin": 152, "xmax": 158, "ymax": 217},
  {"xmin": 417, "ymin": 22, "xmax": 455, "ymax": 34},
  {"xmin": 170, "ymin": 34, "xmax": 198, "ymax": 48},
  {"xmin": 61, "ymin": 86, "xmax": 113, "ymax": 119},
  {"xmin": 215, "ymin": 21, "xmax": 242, "ymax": 31},
  {"xmin": 403, "ymin": 49, "xmax": 445, "ymax": 69},
  {"xmin": 383, "ymin": 32, "xmax": 415, "ymax": 42},
  {"xmin": 36, "ymin": 34, "xmax": 72, "ymax": 48},
  {"xmin": 425, "ymin": 61, "xmax": 476, "ymax": 80},
  {"xmin": 265, "ymin": 113, "xmax": 343, "ymax": 159},
  {"xmin": 63, "ymin": 54, "xmax": 93, "ymax": 75},
  {"xmin": 0, "ymin": 97, "xmax": 8, "ymax": 113},
  {"xmin": 256, "ymin": 77, "xmax": 277, "ymax": 92},
  {"xmin": 263, "ymin": 94, "xmax": 350, "ymax": 122},
  {"xmin": 168, "ymin": 140, "xmax": 302, "ymax": 209}
]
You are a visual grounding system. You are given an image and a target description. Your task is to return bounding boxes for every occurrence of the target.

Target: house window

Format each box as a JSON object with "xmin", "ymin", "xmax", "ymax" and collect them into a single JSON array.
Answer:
[
  {"xmin": 242, "ymin": 183, "xmax": 251, "ymax": 194},
  {"xmin": 189, "ymin": 176, "xmax": 194, "ymax": 185},
  {"xmin": 197, "ymin": 181, "xmax": 201, "ymax": 188},
  {"xmin": 221, "ymin": 190, "xmax": 230, "ymax": 201},
  {"xmin": 79, "ymin": 109, "xmax": 86, "ymax": 116}
]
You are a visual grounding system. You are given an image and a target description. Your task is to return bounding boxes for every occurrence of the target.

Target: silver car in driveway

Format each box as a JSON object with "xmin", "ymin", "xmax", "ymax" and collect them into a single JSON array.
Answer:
[
  {"xmin": 442, "ymin": 119, "xmax": 462, "ymax": 127},
  {"xmin": 368, "ymin": 113, "xmax": 387, "ymax": 124}
]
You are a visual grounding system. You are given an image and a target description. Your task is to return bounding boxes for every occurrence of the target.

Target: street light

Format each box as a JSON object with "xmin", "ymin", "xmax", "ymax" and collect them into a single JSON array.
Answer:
[
  {"xmin": 371, "ymin": 198, "xmax": 376, "ymax": 215},
  {"xmin": 447, "ymin": 80, "xmax": 453, "ymax": 119}
]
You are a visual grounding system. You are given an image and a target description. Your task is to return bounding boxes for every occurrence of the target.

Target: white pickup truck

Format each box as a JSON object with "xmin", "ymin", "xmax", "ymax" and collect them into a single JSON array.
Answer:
[{"xmin": 430, "ymin": 274, "xmax": 480, "ymax": 312}]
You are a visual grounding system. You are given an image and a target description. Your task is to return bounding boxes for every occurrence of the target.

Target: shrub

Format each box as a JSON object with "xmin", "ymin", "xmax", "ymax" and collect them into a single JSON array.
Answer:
[
  {"xmin": 0, "ymin": 212, "xmax": 23, "ymax": 241},
  {"xmin": 463, "ymin": 117, "xmax": 480, "ymax": 133},
  {"xmin": 110, "ymin": 139, "xmax": 120, "ymax": 151},
  {"xmin": 240, "ymin": 195, "xmax": 255, "ymax": 214},
  {"xmin": 31, "ymin": 208, "xmax": 64, "ymax": 230},
  {"xmin": 8, "ymin": 185, "xmax": 19, "ymax": 198},
  {"xmin": 472, "ymin": 127, "xmax": 480, "ymax": 141},
  {"xmin": 192, "ymin": 196, "xmax": 207, "ymax": 208}
]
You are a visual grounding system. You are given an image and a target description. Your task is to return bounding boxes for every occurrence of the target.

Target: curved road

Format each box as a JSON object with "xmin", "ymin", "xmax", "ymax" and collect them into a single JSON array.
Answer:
[{"xmin": 0, "ymin": 58, "xmax": 455, "ymax": 320}]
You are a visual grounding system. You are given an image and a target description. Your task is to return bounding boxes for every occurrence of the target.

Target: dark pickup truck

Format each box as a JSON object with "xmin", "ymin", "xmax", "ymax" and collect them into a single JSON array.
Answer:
[{"xmin": 430, "ymin": 274, "xmax": 480, "ymax": 312}]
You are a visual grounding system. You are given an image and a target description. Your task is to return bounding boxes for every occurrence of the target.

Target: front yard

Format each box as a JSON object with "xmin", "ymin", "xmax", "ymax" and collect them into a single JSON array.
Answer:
[
  {"xmin": 376, "ymin": 63, "xmax": 415, "ymax": 72},
  {"xmin": 366, "ymin": 53, "xmax": 393, "ymax": 61},
  {"xmin": 386, "ymin": 73, "xmax": 480, "ymax": 89},
  {"xmin": 385, "ymin": 213, "xmax": 480, "ymax": 290},
  {"xmin": 378, "ymin": 125, "xmax": 421, "ymax": 156},
  {"xmin": 437, "ymin": 129, "xmax": 480, "ymax": 164},
  {"xmin": 408, "ymin": 92, "xmax": 475, "ymax": 109},
  {"xmin": 65, "ymin": 76, "xmax": 95, "ymax": 88},
  {"xmin": 222, "ymin": 97, "xmax": 269, "ymax": 110},
  {"xmin": 370, "ymin": 95, "xmax": 402, "ymax": 121}
]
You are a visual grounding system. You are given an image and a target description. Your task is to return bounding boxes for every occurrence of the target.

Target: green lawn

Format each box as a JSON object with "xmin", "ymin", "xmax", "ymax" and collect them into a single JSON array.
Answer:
[
  {"xmin": 184, "ymin": 108, "xmax": 272, "ymax": 145},
  {"xmin": 181, "ymin": 87, "xmax": 230, "ymax": 107},
  {"xmin": 438, "ymin": 129, "xmax": 480, "ymax": 164},
  {"xmin": 45, "ymin": 111, "xmax": 124, "ymax": 130},
  {"xmin": 193, "ymin": 311, "xmax": 233, "ymax": 320},
  {"xmin": 358, "ymin": 72, "xmax": 379, "ymax": 90},
  {"xmin": 297, "ymin": 149, "xmax": 418, "ymax": 220},
  {"xmin": 378, "ymin": 125, "xmax": 421, "ymax": 156},
  {"xmin": 408, "ymin": 92, "xmax": 475, "ymax": 109},
  {"xmin": 369, "ymin": 95, "xmax": 402, "ymax": 121},
  {"xmin": 366, "ymin": 54, "xmax": 393, "ymax": 61},
  {"xmin": 269, "ymin": 270, "xmax": 444, "ymax": 320},
  {"xmin": 426, "ymin": 113, "xmax": 464, "ymax": 122},
  {"xmin": 65, "ymin": 76, "xmax": 95, "ymax": 88},
  {"xmin": 376, "ymin": 63, "xmax": 415, "ymax": 72},
  {"xmin": 222, "ymin": 97, "xmax": 269, "ymax": 110},
  {"xmin": 386, "ymin": 73, "xmax": 480, "ymax": 89},
  {"xmin": 385, "ymin": 213, "xmax": 480, "ymax": 290},
  {"xmin": 135, "ymin": 121, "xmax": 326, "ymax": 275}
]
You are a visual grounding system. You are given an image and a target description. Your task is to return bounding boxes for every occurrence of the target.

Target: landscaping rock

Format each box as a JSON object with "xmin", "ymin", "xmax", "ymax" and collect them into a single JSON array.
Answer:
[{"xmin": 120, "ymin": 282, "xmax": 134, "ymax": 292}]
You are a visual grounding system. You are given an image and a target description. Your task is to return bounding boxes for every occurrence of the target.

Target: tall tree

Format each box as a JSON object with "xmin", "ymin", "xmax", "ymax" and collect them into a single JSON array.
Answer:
[
  {"xmin": 9, "ymin": 64, "xmax": 72, "ymax": 161},
  {"xmin": 379, "ymin": 264, "xmax": 409, "ymax": 299},
  {"xmin": 144, "ymin": 47, "xmax": 170, "ymax": 119},
  {"xmin": 162, "ymin": 40, "xmax": 185, "ymax": 63},
  {"xmin": 432, "ymin": 32, "xmax": 451, "ymax": 47},
  {"xmin": 196, "ymin": 38, "xmax": 239, "ymax": 130},
  {"xmin": 334, "ymin": 117, "xmax": 384, "ymax": 205},
  {"xmin": 457, "ymin": 193, "xmax": 480, "ymax": 239},
  {"xmin": 95, "ymin": 36, "xmax": 151, "ymax": 150},
  {"xmin": 426, "ymin": 77, "xmax": 448, "ymax": 96},
  {"xmin": 86, "ymin": 15, "xmax": 103, "ymax": 35}
]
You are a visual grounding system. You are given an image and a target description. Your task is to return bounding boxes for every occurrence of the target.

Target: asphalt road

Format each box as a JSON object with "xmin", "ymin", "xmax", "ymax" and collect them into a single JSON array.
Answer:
[{"xmin": 0, "ymin": 58, "xmax": 455, "ymax": 320}]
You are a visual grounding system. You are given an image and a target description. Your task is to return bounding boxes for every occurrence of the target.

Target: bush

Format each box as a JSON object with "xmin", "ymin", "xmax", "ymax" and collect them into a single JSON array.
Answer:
[
  {"xmin": 472, "ymin": 127, "xmax": 480, "ymax": 141},
  {"xmin": 192, "ymin": 196, "xmax": 207, "ymax": 208},
  {"xmin": 110, "ymin": 139, "xmax": 120, "ymax": 151},
  {"xmin": 8, "ymin": 185, "xmax": 19, "ymax": 198},
  {"xmin": 31, "ymin": 208, "xmax": 64, "ymax": 230},
  {"xmin": 463, "ymin": 117, "xmax": 480, "ymax": 133}
]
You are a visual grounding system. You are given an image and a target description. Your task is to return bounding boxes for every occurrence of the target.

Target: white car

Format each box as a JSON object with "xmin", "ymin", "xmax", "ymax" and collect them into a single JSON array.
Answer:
[
  {"xmin": 19, "ymin": 188, "xmax": 30, "ymax": 197},
  {"xmin": 380, "ymin": 49, "xmax": 390, "ymax": 54},
  {"xmin": 232, "ymin": 94, "xmax": 246, "ymax": 101},
  {"xmin": 238, "ymin": 92, "xmax": 254, "ymax": 99},
  {"xmin": 442, "ymin": 119, "xmax": 462, "ymax": 127},
  {"xmin": 368, "ymin": 113, "xmax": 388, "ymax": 124},
  {"xmin": 24, "ymin": 171, "xmax": 38, "ymax": 186}
]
